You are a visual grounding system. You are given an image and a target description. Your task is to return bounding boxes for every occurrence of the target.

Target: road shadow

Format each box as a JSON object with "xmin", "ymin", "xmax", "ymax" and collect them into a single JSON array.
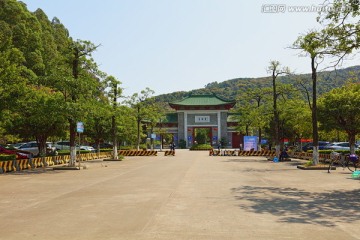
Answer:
[{"xmin": 231, "ymin": 185, "xmax": 360, "ymax": 226}]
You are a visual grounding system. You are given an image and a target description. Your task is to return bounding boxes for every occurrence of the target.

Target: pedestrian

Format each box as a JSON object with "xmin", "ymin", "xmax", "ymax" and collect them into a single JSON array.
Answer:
[{"xmin": 279, "ymin": 148, "xmax": 289, "ymax": 161}]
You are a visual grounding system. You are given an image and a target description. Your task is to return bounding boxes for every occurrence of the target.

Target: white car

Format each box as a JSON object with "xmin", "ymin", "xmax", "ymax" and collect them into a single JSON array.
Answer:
[
  {"xmin": 80, "ymin": 146, "xmax": 96, "ymax": 152},
  {"xmin": 323, "ymin": 142, "xmax": 359, "ymax": 151}
]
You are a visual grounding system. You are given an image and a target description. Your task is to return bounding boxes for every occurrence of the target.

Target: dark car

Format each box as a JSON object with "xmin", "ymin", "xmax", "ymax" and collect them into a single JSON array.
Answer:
[
  {"xmin": 302, "ymin": 141, "xmax": 330, "ymax": 152},
  {"xmin": 92, "ymin": 143, "xmax": 113, "ymax": 149}
]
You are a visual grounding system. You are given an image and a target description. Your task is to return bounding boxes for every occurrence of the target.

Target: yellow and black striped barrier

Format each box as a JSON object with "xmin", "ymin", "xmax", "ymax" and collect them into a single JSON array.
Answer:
[
  {"xmin": 0, "ymin": 150, "xmax": 161, "ymax": 174},
  {"xmin": 210, "ymin": 150, "xmax": 276, "ymax": 157},
  {"xmin": 1, "ymin": 160, "xmax": 15, "ymax": 173},
  {"xmin": 31, "ymin": 158, "xmax": 44, "ymax": 168},
  {"xmin": 164, "ymin": 150, "xmax": 175, "ymax": 156},
  {"xmin": 117, "ymin": 150, "xmax": 158, "ymax": 156},
  {"xmin": 288, "ymin": 152, "xmax": 331, "ymax": 163},
  {"xmin": 17, "ymin": 159, "xmax": 31, "ymax": 170}
]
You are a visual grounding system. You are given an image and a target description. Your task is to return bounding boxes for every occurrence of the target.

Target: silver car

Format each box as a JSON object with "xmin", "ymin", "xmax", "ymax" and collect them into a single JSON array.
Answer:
[
  {"xmin": 54, "ymin": 141, "xmax": 79, "ymax": 151},
  {"xmin": 18, "ymin": 141, "xmax": 56, "ymax": 156},
  {"xmin": 323, "ymin": 142, "xmax": 359, "ymax": 151}
]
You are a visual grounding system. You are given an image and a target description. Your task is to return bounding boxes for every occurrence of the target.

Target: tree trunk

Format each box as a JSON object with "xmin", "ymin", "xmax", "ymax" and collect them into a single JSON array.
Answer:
[
  {"xmin": 349, "ymin": 132, "xmax": 356, "ymax": 154},
  {"xmin": 150, "ymin": 127, "xmax": 154, "ymax": 150},
  {"xmin": 69, "ymin": 119, "xmax": 76, "ymax": 166},
  {"xmin": 137, "ymin": 119, "xmax": 141, "ymax": 151},
  {"xmin": 160, "ymin": 134, "xmax": 163, "ymax": 151},
  {"xmin": 112, "ymin": 83, "xmax": 118, "ymax": 160},
  {"xmin": 69, "ymin": 47, "xmax": 79, "ymax": 167},
  {"xmin": 273, "ymin": 72, "xmax": 280, "ymax": 158},
  {"xmin": 112, "ymin": 115, "xmax": 118, "ymax": 160},
  {"xmin": 258, "ymin": 127, "xmax": 262, "ymax": 151},
  {"xmin": 37, "ymin": 136, "xmax": 47, "ymax": 157},
  {"xmin": 311, "ymin": 56, "xmax": 319, "ymax": 165}
]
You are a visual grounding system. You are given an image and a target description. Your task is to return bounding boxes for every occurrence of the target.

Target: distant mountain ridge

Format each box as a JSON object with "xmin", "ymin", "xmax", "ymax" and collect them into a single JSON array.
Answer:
[{"xmin": 155, "ymin": 65, "xmax": 360, "ymax": 103}]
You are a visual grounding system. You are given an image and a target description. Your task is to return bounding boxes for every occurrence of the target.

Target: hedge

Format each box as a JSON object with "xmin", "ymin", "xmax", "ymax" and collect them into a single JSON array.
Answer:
[
  {"xmin": 190, "ymin": 144, "xmax": 213, "ymax": 151},
  {"xmin": 57, "ymin": 150, "xmax": 95, "ymax": 155},
  {"xmin": 0, "ymin": 154, "xmax": 16, "ymax": 161}
]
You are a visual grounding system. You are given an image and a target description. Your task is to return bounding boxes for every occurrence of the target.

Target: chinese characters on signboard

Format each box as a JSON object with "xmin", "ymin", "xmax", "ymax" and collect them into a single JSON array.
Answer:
[{"xmin": 195, "ymin": 116, "xmax": 210, "ymax": 123}]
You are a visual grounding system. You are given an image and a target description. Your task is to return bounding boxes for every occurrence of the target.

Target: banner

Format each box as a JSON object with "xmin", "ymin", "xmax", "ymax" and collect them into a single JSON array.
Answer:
[{"xmin": 244, "ymin": 136, "xmax": 258, "ymax": 151}]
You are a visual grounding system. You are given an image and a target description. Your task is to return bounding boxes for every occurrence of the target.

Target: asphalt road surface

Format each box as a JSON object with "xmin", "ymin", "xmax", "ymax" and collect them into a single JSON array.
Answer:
[{"xmin": 1, "ymin": 149, "xmax": 360, "ymax": 240}]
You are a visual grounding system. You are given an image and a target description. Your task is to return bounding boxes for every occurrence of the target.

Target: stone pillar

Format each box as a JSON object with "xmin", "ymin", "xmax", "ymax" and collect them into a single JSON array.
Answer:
[
  {"xmin": 220, "ymin": 112, "xmax": 228, "ymax": 146},
  {"xmin": 177, "ymin": 112, "xmax": 184, "ymax": 146}
]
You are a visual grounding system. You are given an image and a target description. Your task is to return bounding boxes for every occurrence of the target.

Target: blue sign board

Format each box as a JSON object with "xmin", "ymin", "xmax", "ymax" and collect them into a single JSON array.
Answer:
[
  {"xmin": 76, "ymin": 122, "xmax": 84, "ymax": 133},
  {"xmin": 212, "ymin": 136, "xmax": 218, "ymax": 141},
  {"xmin": 187, "ymin": 136, "xmax": 192, "ymax": 141},
  {"xmin": 244, "ymin": 136, "xmax": 258, "ymax": 151}
]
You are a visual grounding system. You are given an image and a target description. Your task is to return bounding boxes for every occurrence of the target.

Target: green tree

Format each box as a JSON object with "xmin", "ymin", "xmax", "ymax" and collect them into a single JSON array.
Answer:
[
  {"xmin": 194, "ymin": 128, "xmax": 210, "ymax": 144},
  {"xmin": 318, "ymin": 0, "xmax": 360, "ymax": 63},
  {"xmin": 125, "ymin": 88, "xmax": 156, "ymax": 150},
  {"xmin": 233, "ymin": 86, "xmax": 272, "ymax": 147},
  {"xmin": 293, "ymin": 31, "xmax": 329, "ymax": 165},
  {"xmin": 10, "ymin": 86, "xmax": 67, "ymax": 156},
  {"xmin": 318, "ymin": 83, "xmax": 360, "ymax": 154},
  {"xmin": 60, "ymin": 40, "xmax": 102, "ymax": 166},
  {"xmin": 106, "ymin": 76, "xmax": 123, "ymax": 159},
  {"xmin": 267, "ymin": 61, "xmax": 290, "ymax": 157},
  {"xmin": 278, "ymin": 97, "xmax": 312, "ymax": 146},
  {"xmin": 117, "ymin": 105, "xmax": 137, "ymax": 146},
  {"xmin": 83, "ymin": 100, "xmax": 112, "ymax": 150}
]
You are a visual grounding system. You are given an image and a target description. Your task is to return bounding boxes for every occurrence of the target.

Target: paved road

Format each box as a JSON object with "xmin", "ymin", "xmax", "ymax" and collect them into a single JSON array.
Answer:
[{"xmin": 1, "ymin": 150, "xmax": 360, "ymax": 240}]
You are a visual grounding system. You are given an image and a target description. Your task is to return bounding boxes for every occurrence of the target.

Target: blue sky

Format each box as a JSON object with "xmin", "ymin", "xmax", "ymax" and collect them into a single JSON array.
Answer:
[{"xmin": 22, "ymin": 0, "xmax": 359, "ymax": 97}]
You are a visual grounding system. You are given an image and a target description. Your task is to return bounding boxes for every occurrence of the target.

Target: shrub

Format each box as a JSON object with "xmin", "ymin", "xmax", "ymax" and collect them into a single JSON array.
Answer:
[
  {"xmin": 98, "ymin": 148, "xmax": 113, "ymax": 152},
  {"xmin": 120, "ymin": 146, "xmax": 134, "ymax": 150},
  {"xmin": 119, "ymin": 145, "xmax": 147, "ymax": 150},
  {"xmin": 304, "ymin": 159, "xmax": 313, "ymax": 166},
  {"xmin": 179, "ymin": 139, "xmax": 187, "ymax": 149},
  {"xmin": 57, "ymin": 150, "xmax": 96, "ymax": 155},
  {"xmin": 0, "ymin": 154, "xmax": 16, "ymax": 161},
  {"xmin": 190, "ymin": 144, "xmax": 213, "ymax": 151}
]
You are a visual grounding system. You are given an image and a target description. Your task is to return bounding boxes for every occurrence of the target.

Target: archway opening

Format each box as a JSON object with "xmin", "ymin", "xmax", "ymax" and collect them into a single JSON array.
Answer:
[{"xmin": 194, "ymin": 127, "xmax": 211, "ymax": 144}]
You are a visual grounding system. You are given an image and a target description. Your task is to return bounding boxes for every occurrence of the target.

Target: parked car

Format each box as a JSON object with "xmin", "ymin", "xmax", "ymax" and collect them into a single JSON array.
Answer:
[
  {"xmin": 0, "ymin": 144, "xmax": 31, "ymax": 159},
  {"xmin": 80, "ymin": 146, "xmax": 96, "ymax": 152},
  {"xmin": 18, "ymin": 141, "xmax": 56, "ymax": 156},
  {"xmin": 302, "ymin": 141, "xmax": 330, "ymax": 151},
  {"xmin": 54, "ymin": 141, "xmax": 79, "ymax": 151},
  {"xmin": 11, "ymin": 142, "xmax": 27, "ymax": 149},
  {"xmin": 92, "ymin": 143, "xmax": 113, "ymax": 149},
  {"xmin": 323, "ymin": 142, "xmax": 359, "ymax": 151}
]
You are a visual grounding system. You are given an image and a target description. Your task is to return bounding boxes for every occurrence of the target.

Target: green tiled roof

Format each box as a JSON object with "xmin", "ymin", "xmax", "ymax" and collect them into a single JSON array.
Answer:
[{"xmin": 169, "ymin": 94, "xmax": 235, "ymax": 106}]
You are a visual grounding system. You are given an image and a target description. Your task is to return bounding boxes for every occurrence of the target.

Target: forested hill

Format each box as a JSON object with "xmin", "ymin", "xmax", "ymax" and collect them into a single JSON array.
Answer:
[{"xmin": 154, "ymin": 65, "xmax": 360, "ymax": 103}]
